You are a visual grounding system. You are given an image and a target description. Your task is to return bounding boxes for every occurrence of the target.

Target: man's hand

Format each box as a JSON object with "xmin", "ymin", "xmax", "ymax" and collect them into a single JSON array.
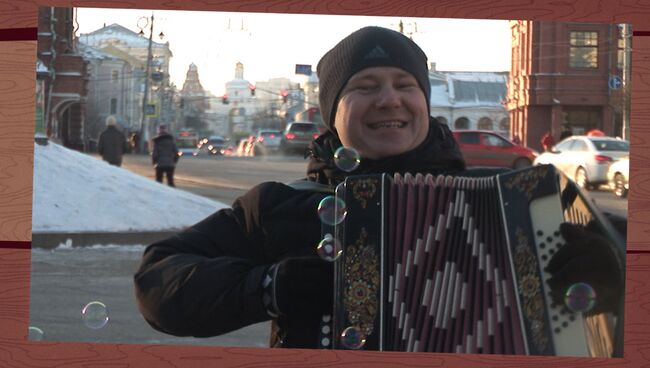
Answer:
[
  {"xmin": 269, "ymin": 256, "xmax": 333, "ymax": 318},
  {"xmin": 544, "ymin": 222, "xmax": 624, "ymax": 315}
]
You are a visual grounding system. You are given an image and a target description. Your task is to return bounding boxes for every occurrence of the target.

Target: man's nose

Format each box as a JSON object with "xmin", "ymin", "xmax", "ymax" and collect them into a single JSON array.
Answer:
[{"xmin": 375, "ymin": 86, "xmax": 402, "ymax": 108}]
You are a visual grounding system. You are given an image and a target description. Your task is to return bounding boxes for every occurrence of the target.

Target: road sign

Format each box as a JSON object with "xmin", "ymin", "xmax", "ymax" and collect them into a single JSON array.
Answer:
[
  {"xmin": 295, "ymin": 64, "xmax": 312, "ymax": 76},
  {"xmin": 145, "ymin": 103, "xmax": 157, "ymax": 117},
  {"xmin": 609, "ymin": 75, "xmax": 622, "ymax": 90}
]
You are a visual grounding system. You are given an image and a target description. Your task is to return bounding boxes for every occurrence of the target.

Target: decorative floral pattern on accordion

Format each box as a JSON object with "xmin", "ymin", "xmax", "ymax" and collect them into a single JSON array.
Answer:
[
  {"xmin": 503, "ymin": 165, "xmax": 551, "ymax": 200},
  {"xmin": 351, "ymin": 178, "xmax": 377, "ymax": 209},
  {"xmin": 514, "ymin": 227, "xmax": 549, "ymax": 352},
  {"xmin": 343, "ymin": 227, "xmax": 380, "ymax": 339}
]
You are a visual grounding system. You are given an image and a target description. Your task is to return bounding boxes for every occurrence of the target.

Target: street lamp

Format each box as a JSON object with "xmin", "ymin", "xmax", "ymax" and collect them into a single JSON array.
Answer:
[{"xmin": 137, "ymin": 13, "xmax": 155, "ymax": 154}]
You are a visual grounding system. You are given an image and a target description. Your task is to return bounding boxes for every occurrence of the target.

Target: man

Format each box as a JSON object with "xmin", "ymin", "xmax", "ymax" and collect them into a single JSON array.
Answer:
[
  {"xmin": 97, "ymin": 115, "xmax": 128, "ymax": 166},
  {"xmin": 151, "ymin": 125, "xmax": 179, "ymax": 187},
  {"xmin": 134, "ymin": 26, "xmax": 623, "ymax": 351}
]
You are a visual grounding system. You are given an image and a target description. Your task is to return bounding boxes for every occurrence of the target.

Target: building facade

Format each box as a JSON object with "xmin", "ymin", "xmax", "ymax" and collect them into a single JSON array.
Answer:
[
  {"xmin": 79, "ymin": 22, "xmax": 174, "ymax": 150},
  {"xmin": 77, "ymin": 42, "xmax": 136, "ymax": 150},
  {"xmin": 507, "ymin": 21, "xmax": 630, "ymax": 151},
  {"xmin": 428, "ymin": 68, "xmax": 510, "ymax": 137},
  {"xmin": 37, "ymin": 7, "xmax": 89, "ymax": 151}
]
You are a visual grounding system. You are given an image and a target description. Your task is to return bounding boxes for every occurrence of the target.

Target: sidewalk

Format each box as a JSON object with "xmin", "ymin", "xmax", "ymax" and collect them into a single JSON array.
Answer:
[{"xmin": 31, "ymin": 230, "xmax": 181, "ymax": 249}]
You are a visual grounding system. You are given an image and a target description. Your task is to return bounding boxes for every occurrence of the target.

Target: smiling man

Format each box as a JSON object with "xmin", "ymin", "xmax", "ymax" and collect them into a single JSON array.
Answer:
[{"xmin": 134, "ymin": 26, "xmax": 623, "ymax": 352}]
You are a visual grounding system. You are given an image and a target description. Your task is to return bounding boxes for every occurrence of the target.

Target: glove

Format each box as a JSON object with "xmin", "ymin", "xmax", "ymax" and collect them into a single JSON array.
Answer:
[
  {"xmin": 544, "ymin": 222, "xmax": 624, "ymax": 315},
  {"xmin": 266, "ymin": 256, "xmax": 333, "ymax": 318}
]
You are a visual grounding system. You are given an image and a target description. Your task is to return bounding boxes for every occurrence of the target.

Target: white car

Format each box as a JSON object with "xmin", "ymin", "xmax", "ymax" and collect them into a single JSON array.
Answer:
[
  {"xmin": 533, "ymin": 135, "xmax": 629, "ymax": 190},
  {"xmin": 608, "ymin": 156, "xmax": 629, "ymax": 198}
]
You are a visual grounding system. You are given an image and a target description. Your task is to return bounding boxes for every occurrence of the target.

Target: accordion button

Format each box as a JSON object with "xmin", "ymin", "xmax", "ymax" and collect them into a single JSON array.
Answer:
[
  {"xmin": 321, "ymin": 337, "xmax": 331, "ymax": 347},
  {"xmin": 554, "ymin": 327, "xmax": 561, "ymax": 334},
  {"xmin": 322, "ymin": 325, "xmax": 331, "ymax": 334}
]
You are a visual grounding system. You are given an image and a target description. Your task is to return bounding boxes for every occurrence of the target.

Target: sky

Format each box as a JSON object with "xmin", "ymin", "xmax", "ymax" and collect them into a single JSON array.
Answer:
[
  {"xmin": 74, "ymin": 7, "xmax": 512, "ymax": 95},
  {"xmin": 32, "ymin": 141, "xmax": 228, "ymax": 233}
]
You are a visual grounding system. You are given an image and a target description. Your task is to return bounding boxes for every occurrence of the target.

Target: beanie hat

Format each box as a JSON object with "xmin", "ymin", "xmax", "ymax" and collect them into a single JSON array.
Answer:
[{"xmin": 316, "ymin": 26, "xmax": 431, "ymax": 133}]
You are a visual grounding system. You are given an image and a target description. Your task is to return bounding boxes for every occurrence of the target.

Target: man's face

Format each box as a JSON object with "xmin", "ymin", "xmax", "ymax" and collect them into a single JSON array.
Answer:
[{"xmin": 333, "ymin": 66, "xmax": 429, "ymax": 160}]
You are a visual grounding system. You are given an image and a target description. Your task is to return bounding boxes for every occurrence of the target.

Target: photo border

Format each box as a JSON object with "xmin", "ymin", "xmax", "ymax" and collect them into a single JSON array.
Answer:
[{"xmin": 2, "ymin": 1, "xmax": 650, "ymax": 366}]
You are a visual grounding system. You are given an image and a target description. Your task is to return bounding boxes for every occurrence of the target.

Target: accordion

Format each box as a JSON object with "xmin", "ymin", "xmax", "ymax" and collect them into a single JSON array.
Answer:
[{"xmin": 320, "ymin": 164, "xmax": 624, "ymax": 357}]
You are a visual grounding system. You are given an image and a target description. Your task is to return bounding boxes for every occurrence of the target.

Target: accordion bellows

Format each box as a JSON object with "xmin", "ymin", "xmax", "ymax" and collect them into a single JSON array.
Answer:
[{"xmin": 327, "ymin": 165, "xmax": 623, "ymax": 357}]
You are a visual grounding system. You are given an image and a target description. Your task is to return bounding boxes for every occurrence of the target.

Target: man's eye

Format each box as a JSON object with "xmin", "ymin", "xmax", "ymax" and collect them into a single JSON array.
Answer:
[
  {"xmin": 396, "ymin": 83, "xmax": 417, "ymax": 90},
  {"xmin": 354, "ymin": 84, "xmax": 375, "ymax": 91}
]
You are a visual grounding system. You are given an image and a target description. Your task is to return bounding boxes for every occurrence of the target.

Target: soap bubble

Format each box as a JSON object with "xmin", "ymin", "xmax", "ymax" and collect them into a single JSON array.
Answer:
[
  {"xmin": 82, "ymin": 301, "xmax": 109, "ymax": 329},
  {"xmin": 564, "ymin": 282, "xmax": 596, "ymax": 313},
  {"xmin": 340, "ymin": 326, "xmax": 366, "ymax": 349},
  {"xmin": 317, "ymin": 196, "xmax": 347, "ymax": 226},
  {"xmin": 334, "ymin": 146, "xmax": 361, "ymax": 172},
  {"xmin": 28, "ymin": 326, "xmax": 44, "ymax": 341},
  {"xmin": 317, "ymin": 233, "xmax": 342, "ymax": 261}
]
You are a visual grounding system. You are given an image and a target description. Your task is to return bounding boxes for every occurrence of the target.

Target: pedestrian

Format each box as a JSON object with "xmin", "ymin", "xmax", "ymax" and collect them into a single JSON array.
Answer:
[
  {"xmin": 151, "ymin": 125, "xmax": 179, "ymax": 187},
  {"xmin": 541, "ymin": 131, "xmax": 555, "ymax": 152},
  {"xmin": 97, "ymin": 115, "xmax": 128, "ymax": 167},
  {"xmin": 134, "ymin": 26, "xmax": 624, "ymax": 351}
]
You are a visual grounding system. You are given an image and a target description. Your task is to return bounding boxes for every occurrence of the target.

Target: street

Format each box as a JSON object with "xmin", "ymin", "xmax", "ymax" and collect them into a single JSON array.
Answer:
[
  {"xmin": 122, "ymin": 152, "xmax": 310, "ymax": 205},
  {"xmin": 29, "ymin": 152, "xmax": 628, "ymax": 348},
  {"xmin": 121, "ymin": 153, "xmax": 628, "ymax": 218}
]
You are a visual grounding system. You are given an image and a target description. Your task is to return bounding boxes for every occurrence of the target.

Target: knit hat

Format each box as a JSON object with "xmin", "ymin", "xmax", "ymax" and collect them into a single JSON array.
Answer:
[{"xmin": 316, "ymin": 26, "xmax": 431, "ymax": 133}]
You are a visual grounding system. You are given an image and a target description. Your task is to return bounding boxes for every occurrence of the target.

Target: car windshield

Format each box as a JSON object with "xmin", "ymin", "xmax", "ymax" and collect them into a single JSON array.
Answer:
[{"xmin": 590, "ymin": 139, "xmax": 629, "ymax": 151}]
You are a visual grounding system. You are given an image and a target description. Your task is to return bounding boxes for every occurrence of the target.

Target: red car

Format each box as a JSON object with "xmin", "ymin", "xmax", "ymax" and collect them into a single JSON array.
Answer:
[{"xmin": 452, "ymin": 130, "xmax": 538, "ymax": 169}]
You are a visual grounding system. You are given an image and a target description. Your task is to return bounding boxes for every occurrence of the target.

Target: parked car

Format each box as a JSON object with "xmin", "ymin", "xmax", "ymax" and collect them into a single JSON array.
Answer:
[
  {"xmin": 534, "ymin": 135, "xmax": 629, "ymax": 190},
  {"xmin": 452, "ymin": 130, "xmax": 538, "ymax": 169},
  {"xmin": 608, "ymin": 155, "xmax": 629, "ymax": 198},
  {"xmin": 253, "ymin": 129, "xmax": 283, "ymax": 155},
  {"xmin": 280, "ymin": 122, "xmax": 321, "ymax": 154}
]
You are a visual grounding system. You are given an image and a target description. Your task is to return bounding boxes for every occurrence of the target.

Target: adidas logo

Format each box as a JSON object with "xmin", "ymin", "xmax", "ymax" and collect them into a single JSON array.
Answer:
[{"xmin": 364, "ymin": 45, "xmax": 390, "ymax": 60}]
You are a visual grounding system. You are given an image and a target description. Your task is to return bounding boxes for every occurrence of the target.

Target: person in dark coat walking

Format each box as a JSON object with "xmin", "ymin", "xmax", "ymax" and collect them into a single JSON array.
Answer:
[
  {"xmin": 133, "ymin": 26, "xmax": 624, "ymax": 351},
  {"xmin": 97, "ymin": 115, "xmax": 128, "ymax": 166},
  {"xmin": 151, "ymin": 125, "xmax": 179, "ymax": 187}
]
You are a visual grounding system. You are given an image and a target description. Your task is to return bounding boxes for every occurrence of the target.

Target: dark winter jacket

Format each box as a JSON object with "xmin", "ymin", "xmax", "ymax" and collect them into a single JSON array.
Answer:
[
  {"xmin": 134, "ymin": 117, "xmax": 468, "ymax": 348},
  {"xmin": 152, "ymin": 133, "xmax": 179, "ymax": 168},
  {"xmin": 97, "ymin": 126, "xmax": 128, "ymax": 166}
]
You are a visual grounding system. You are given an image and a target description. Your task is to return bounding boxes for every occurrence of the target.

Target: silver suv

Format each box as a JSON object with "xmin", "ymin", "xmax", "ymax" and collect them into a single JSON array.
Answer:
[{"xmin": 280, "ymin": 122, "xmax": 321, "ymax": 154}]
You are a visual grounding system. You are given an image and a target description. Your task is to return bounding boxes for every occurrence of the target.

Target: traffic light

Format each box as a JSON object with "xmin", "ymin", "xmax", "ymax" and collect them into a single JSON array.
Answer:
[
  {"xmin": 249, "ymin": 83, "xmax": 256, "ymax": 96},
  {"xmin": 222, "ymin": 94, "xmax": 229, "ymax": 105},
  {"xmin": 280, "ymin": 89, "xmax": 288, "ymax": 103}
]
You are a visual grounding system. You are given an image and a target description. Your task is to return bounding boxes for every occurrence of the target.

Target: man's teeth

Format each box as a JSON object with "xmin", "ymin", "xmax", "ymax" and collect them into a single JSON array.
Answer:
[{"xmin": 369, "ymin": 121, "xmax": 406, "ymax": 128}]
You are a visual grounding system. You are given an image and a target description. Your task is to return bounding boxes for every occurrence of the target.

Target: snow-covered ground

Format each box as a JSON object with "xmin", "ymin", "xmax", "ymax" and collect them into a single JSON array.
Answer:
[{"xmin": 32, "ymin": 142, "xmax": 228, "ymax": 233}]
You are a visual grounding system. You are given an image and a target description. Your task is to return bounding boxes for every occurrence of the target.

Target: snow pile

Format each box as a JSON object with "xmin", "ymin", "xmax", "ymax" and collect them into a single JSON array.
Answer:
[{"xmin": 32, "ymin": 142, "xmax": 228, "ymax": 233}]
